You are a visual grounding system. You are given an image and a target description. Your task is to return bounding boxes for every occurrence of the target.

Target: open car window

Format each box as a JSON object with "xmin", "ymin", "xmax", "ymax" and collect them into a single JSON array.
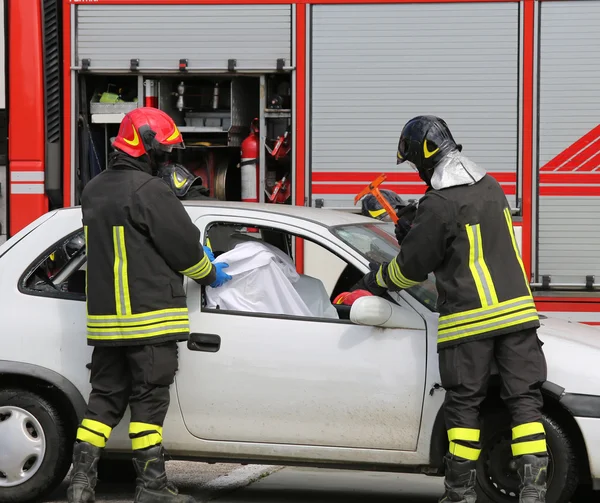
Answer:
[
  {"xmin": 20, "ymin": 229, "xmax": 87, "ymax": 300},
  {"xmin": 201, "ymin": 222, "xmax": 365, "ymax": 323},
  {"xmin": 330, "ymin": 222, "xmax": 439, "ymax": 312}
]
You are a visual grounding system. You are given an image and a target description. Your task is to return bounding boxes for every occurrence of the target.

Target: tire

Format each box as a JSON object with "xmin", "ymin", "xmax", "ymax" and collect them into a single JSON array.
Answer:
[
  {"xmin": 0, "ymin": 389, "xmax": 72, "ymax": 503},
  {"xmin": 476, "ymin": 409, "xmax": 579, "ymax": 503},
  {"xmin": 97, "ymin": 457, "xmax": 136, "ymax": 484}
]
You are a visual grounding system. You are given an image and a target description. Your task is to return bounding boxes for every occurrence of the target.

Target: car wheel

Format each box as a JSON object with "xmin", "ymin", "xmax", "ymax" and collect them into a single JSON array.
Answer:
[
  {"xmin": 0, "ymin": 389, "xmax": 72, "ymax": 503},
  {"xmin": 98, "ymin": 457, "xmax": 136, "ymax": 484},
  {"xmin": 476, "ymin": 410, "xmax": 578, "ymax": 503}
]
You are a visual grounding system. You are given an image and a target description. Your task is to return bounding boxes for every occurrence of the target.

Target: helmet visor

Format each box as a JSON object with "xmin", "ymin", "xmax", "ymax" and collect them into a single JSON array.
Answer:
[
  {"xmin": 155, "ymin": 139, "xmax": 185, "ymax": 153},
  {"xmin": 396, "ymin": 138, "xmax": 410, "ymax": 164}
]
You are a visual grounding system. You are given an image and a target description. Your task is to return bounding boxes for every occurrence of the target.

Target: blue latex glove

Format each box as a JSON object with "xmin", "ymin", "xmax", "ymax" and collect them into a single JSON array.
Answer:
[
  {"xmin": 210, "ymin": 262, "xmax": 232, "ymax": 288},
  {"xmin": 203, "ymin": 245, "xmax": 215, "ymax": 262}
]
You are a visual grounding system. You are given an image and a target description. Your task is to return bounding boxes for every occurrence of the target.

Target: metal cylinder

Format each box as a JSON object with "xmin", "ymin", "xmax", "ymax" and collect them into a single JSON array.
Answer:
[{"xmin": 144, "ymin": 79, "xmax": 158, "ymax": 108}]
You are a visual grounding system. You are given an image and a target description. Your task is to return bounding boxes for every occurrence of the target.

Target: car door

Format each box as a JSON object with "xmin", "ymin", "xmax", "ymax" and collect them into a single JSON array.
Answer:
[{"xmin": 176, "ymin": 213, "xmax": 428, "ymax": 452}]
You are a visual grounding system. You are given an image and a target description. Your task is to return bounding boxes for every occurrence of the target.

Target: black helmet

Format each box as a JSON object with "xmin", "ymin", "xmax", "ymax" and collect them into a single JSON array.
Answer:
[
  {"xmin": 396, "ymin": 115, "xmax": 462, "ymax": 185},
  {"xmin": 361, "ymin": 189, "xmax": 408, "ymax": 221},
  {"xmin": 156, "ymin": 162, "xmax": 203, "ymax": 198}
]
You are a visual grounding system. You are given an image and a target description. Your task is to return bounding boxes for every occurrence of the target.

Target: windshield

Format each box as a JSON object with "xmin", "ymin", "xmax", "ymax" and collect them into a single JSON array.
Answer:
[{"xmin": 330, "ymin": 222, "xmax": 438, "ymax": 312}]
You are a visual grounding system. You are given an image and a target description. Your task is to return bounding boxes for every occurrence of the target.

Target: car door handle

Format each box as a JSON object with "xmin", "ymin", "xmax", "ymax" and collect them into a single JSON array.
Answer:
[{"xmin": 188, "ymin": 333, "xmax": 221, "ymax": 353}]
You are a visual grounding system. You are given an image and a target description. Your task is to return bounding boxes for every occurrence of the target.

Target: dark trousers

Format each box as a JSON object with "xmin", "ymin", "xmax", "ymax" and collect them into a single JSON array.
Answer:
[
  {"xmin": 438, "ymin": 328, "xmax": 548, "ymax": 461},
  {"xmin": 76, "ymin": 342, "xmax": 179, "ymax": 450}
]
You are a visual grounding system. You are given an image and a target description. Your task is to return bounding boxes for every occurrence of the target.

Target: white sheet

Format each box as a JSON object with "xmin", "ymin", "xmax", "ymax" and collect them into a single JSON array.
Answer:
[{"xmin": 205, "ymin": 241, "xmax": 338, "ymax": 319}]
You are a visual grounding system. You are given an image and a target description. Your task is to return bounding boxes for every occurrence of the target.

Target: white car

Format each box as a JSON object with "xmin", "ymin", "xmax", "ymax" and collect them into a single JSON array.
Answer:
[{"xmin": 0, "ymin": 201, "xmax": 599, "ymax": 503}]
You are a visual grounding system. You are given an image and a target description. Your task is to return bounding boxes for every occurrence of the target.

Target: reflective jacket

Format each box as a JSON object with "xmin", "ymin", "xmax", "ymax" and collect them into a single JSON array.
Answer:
[
  {"xmin": 81, "ymin": 153, "xmax": 217, "ymax": 347},
  {"xmin": 371, "ymin": 174, "xmax": 539, "ymax": 350}
]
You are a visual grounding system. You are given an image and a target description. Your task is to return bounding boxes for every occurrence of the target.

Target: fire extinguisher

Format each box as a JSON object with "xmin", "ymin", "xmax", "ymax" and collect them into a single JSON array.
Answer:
[
  {"xmin": 144, "ymin": 80, "xmax": 158, "ymax": 108},
  {"xmin": 240, "ymin": 118, "xmax": 260, "ymax": 203}
]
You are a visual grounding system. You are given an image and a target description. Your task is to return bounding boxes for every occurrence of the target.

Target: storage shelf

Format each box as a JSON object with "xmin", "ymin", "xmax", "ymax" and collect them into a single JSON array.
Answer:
[
  {"xmin": 265, "ymin": 109, "xmax": 291, "ymax": 119},
  {"xmin": 91, "ymin": 113, "xmax": 126, "ymax": 124},
  {"xmin": 179, "ymin": 126, "xmax": 229, "ymax": 133}
]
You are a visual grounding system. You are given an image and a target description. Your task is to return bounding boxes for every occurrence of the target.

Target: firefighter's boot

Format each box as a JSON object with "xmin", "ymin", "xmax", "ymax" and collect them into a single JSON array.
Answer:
[
  {"xmin": 132, "ymin": 445, "xmax": 196, "ymax": 503},
  {"xmin": 67, "ymin": 441, "xmax": 102, "ymax": 503},
  {"xmin": 517, "ymin": 455, "xmax": 548, "ymax": 503},
  {"xmin": 439, "ymin": 455, "xmax": 478, "ymax": 503}
]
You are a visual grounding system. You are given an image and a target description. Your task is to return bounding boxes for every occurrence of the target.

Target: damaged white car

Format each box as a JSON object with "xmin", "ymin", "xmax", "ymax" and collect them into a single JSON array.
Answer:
[{"xmin": 0, "ymin": 201, "xmax": 599, "ymax": 503}]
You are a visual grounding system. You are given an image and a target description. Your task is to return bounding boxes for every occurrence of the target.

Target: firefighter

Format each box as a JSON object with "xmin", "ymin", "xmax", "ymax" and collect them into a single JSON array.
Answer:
[
  {"xmin": 359, "ymin": 116, "xmax": 548, "ymax": 503},
  {"xmin": 67, "ymin": 107, "xmax": 232, "ymax": 503}
]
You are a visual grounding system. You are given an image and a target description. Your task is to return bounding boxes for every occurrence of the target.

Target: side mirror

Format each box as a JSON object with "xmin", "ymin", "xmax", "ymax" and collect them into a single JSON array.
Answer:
[{"xmin": 350, "ymin": 296, "xmax": 425, "ymax": 330}]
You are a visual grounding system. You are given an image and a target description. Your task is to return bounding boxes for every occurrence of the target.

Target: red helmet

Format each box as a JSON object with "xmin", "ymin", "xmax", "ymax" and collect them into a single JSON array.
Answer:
[{"xmin": 112, "ymin": 107, "xmax": 185, "ymax": 158}]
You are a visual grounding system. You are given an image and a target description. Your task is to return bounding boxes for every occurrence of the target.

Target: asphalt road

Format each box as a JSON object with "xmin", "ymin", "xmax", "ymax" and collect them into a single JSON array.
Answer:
[{"xmin": 49, "ymin": 462, "xmax": 445, "ymax": 503}]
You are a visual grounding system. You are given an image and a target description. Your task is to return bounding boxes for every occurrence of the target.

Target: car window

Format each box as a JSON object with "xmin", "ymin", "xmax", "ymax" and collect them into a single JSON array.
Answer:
[
  {"xmin": 330, "ymin": 222, "xmax": 439, "ymax": 312},
  {"xmin": 20, "ymin": 229, "xmax": 87, "ymax": 301},
  {"xmin": 201, "ymin": 222, "xmax": 364, "ymax": 323}
]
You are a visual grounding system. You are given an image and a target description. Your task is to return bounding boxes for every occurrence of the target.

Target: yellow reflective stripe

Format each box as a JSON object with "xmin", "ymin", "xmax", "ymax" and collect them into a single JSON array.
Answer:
[
  {"xmin": 88, "ymin": 315, "xmax": 188, "ymax": 328},
  {"xmin": 88, "ymin": 320, "xmax": 188, "ymax": 333},
  {"xmin": 81, "ymin": 419, "xmax": 112, "ymax": 438},
  {"xmin": 180, "ymin": 254, "xmax": 213, "ymax": 280},
  {"xmin": 129, "ymin": 422, "xmax": 163, "ymax": 436},
  {"xmin": 449, "ymin": 441, "xmax": 481, "ymax": 461},
  {"xmin": 512, "ymin": 439, "xmax": 547, "ymax": 457},
  {"xmin": 439, "ymin": 307, "xmax": 538, "ymax": 337},
  {"xmin": 513, "ymin": 422, "xmax": 545, "ymax": 440},
  {"xmin": 448, "ymin": 428, "xmax": 480, "ymax": 442},
  {"xmin": 113, "ymin": 226, "xmax": 132, "ymax": 316},
  {"xmin": 439, "ymin": 296, "xmax": 535, "ymax": 329},
  {"xmin": 387, "ymin": 258, "xmax": 419, "ymax": 289},
  {"xmin": 465, "ymin": 224, "xmax": 498, "ymax": 307},
  {"xmin": 88, "ymin": 326, "xmax": 189, "ymax": 341},
  {"xmin": 376, "ymin": 265, "xmax": 386, "ymax": 288},
  {"xmin": 76, "ymin": 427, "xmax": 107, "ymax": 448},
  {"xmin": 369, "ymin": 208, "xmax": 387, "ymax": 218},
  {"xmin": 132, "ymin": 433, "xmax": 163, "ymax": 451},
  {"xmin": 87, "ymin": 308, "xmax": 188, "ymax": 321},
  {"xmin": 504, "ymin": 208, "xmax": 533, "ymax": 295},
  {"xmin": 84, "ymin": 226, "xmax": 88, "ymax": 297},
  {"xmin": 438, "ymin": 311, "xmax": 539, "ymax": 344}
]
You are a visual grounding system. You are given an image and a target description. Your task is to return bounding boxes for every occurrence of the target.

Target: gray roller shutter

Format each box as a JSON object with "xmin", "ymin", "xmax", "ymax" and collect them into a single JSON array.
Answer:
[
  {"xmin": 75, "ymin": 5, "xmax": 291, "ymax": 71},
  {"xmin": 538, "ymin": 0, "xmax": 600, "ymax": 286},
  {"xmin": 310, "ymin": 3, "xmax": 519, "ymax": 209}
]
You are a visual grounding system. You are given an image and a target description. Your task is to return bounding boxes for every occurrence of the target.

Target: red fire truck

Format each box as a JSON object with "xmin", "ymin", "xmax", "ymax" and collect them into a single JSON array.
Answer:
[{"xmin": 3, "ymin": 0, "xmax": 600, "ymax": 325}]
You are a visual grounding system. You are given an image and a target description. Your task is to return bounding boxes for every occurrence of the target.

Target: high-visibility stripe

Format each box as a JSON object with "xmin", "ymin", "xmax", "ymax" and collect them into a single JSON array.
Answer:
[
  {"xmin": 449, "ymin": 441, "xmax": 481, "ymax": 461},
  {"xmin": 82, "ymin": 419, "xmax": 112, "ymax": 438},
  {"xmin": 88, "ymin": 313, "xmax": 188, "ymax": 327},
  {"xmin": 84, "ymin": 226, "xmax": 89, "ymax": 297},
  {"xmin": 465, "ymin": 224, "xmax": 498, "ymax": 307},
  {"xmin": 87, "ymin": 320, "xmax": 189, "ymax": 340},
  {"xmin": 11, "ymin": 171, "xmax": 45, "ymax": 182},
  {"xmin": 132, "ymin": 433, "xmax": 163, "ymax": 451},
  {"xmin": 439, "ymin": 307, "xmax": 538, "ymax": 337},
  {"xmin": 387, "ymin": 258, "xmax": 420, "ymax": 289},
  {"xmin": 76, "ymin": 427, "xmax": 107, "ymax": 448},
  {"xmin": 113, "ymin": 226, "xmax": 131, "ymax": 316},
  {"xmin": 439, "ymin": 296, "xmax": 535, "ymax": 328},
  {"xmin": 512, "ymin": 439, "xmax": 547, "ymax": 457},
  {"xmin": 180, "ymin": 255, "xmax": 213, "ymax": 280},
  {"xmin": 438, "ymin": 311, "xmax": 539, "ymax": 344},
  {"xmin": 504, "ymin": 208, "xmax": 533, "ymax": 295},
  {"xmin": 448, "ymin": 428, "xmax": 480, "ymax": 442},
  {"xmin": 129, "ymin": 422, "xmax": 163, "ymax": 437},
  {"xmin": 376, "ymin": 265, "xmax": 386, "ymax": 288},
  {"xmin": 513, "ymin": 422, "xmax": 545, "ymax": 440},
  {"xmin": 87, "ymin": 307, "xmax": 188, "ymax": 322}
]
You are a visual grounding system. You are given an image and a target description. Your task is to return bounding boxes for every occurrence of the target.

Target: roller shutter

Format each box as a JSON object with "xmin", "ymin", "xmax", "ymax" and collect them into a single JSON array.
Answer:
[
  {"xmin": 75, "ymin": 5, "xmax": 291, "ymax": 71},
  {"xmin": 537, "ymin": 0, "xmax": 600, "ymax": 286},
  {"xmin": 310, "ymin": 3, "xmax": 520, "ymax": 210}
]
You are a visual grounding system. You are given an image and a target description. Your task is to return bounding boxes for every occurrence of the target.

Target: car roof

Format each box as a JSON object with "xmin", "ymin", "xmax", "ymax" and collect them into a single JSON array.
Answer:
[{"xmin": 60, "ymin": 201, "xmax": 377, "ymax": 228}]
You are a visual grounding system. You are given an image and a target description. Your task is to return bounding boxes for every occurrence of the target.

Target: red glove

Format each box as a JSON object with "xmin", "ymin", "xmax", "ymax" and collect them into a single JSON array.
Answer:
[{"xmin": 333, "ymin": 289, "xmax": 374, "ymax": 306}]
